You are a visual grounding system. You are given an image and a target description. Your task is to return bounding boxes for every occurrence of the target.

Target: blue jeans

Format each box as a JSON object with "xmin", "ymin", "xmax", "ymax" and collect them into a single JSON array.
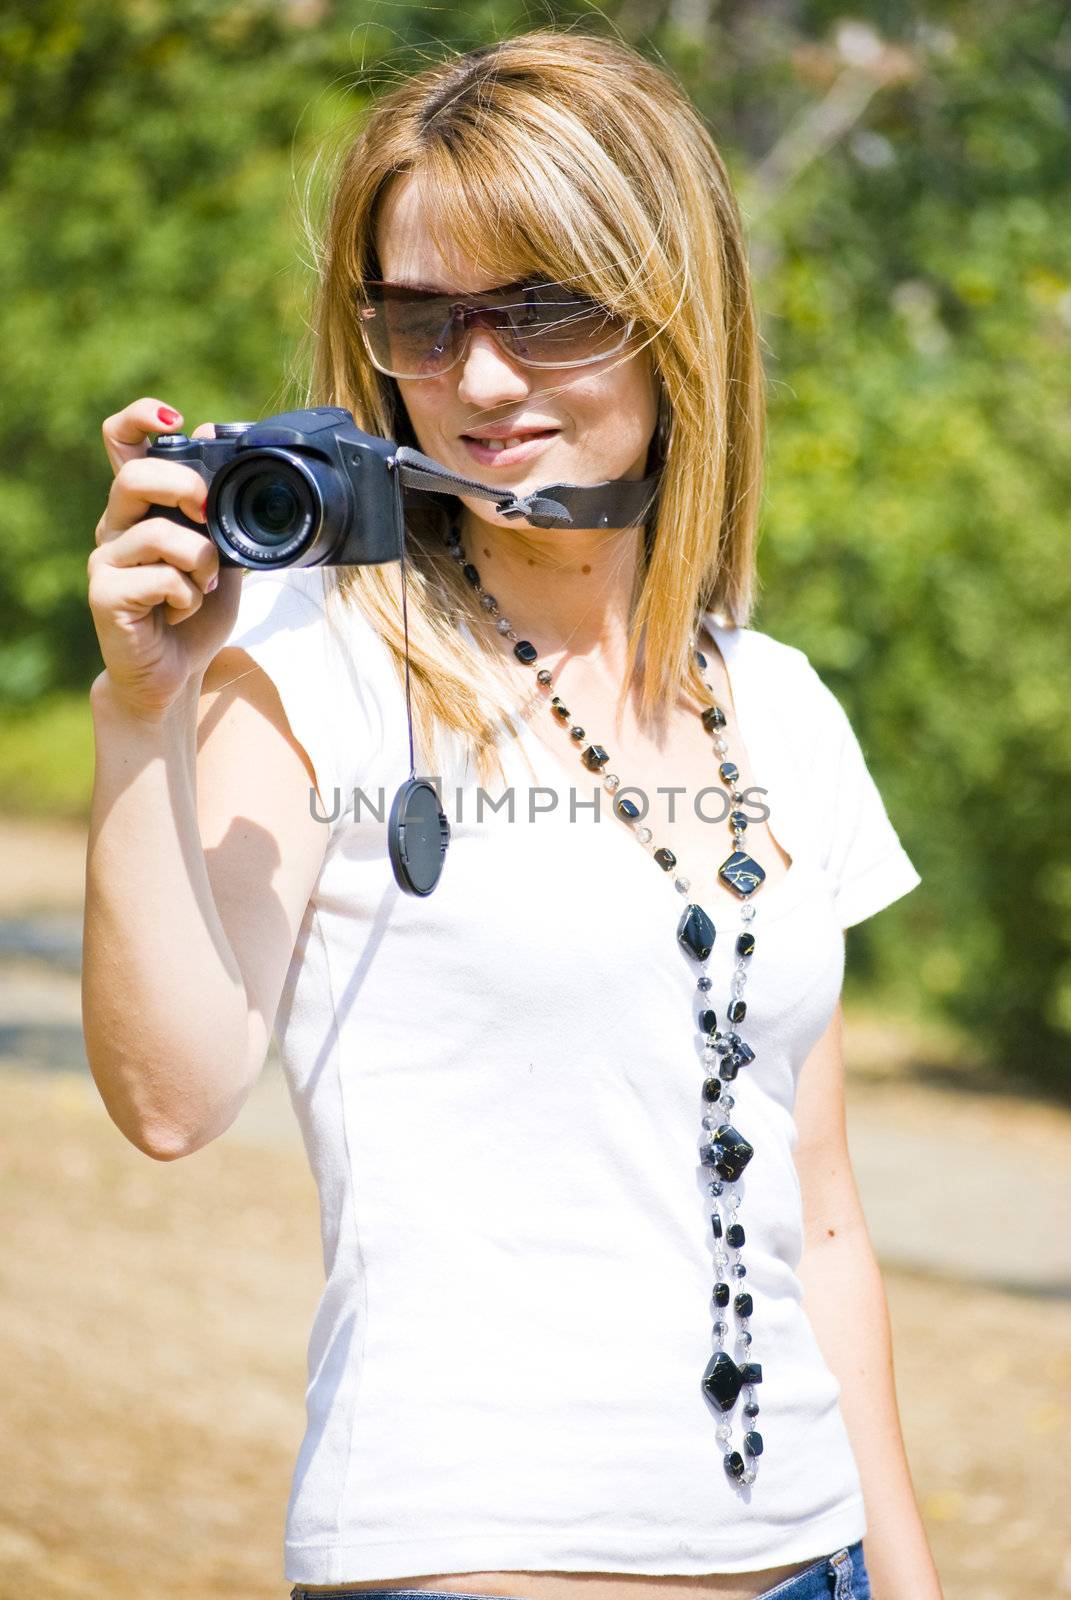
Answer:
[{"xmin": 289, "ymin": 1546, "xmax": 871, "ymax": 1600}]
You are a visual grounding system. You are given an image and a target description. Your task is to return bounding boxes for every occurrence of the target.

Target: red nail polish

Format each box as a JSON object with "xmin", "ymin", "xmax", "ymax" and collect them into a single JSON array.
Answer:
[{"xmin": 158, "ymin": 406, "xmax": 181, "ymax": 426}]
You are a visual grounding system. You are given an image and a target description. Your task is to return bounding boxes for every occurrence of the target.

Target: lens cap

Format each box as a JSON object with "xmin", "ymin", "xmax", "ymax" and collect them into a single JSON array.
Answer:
[{"xmin": 387, "ymin": 777, "xmax": 451, "ymax": 895}]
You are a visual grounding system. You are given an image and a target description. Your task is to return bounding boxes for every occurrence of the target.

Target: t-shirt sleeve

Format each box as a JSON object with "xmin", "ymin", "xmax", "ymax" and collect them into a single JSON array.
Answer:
[
  {"xmin": 220, "ymin": 568, "xmax": 345, "ymax": 825},
  {"xmin": 802, "ymin": 660, "xmax": 922, "ymax": 929}
]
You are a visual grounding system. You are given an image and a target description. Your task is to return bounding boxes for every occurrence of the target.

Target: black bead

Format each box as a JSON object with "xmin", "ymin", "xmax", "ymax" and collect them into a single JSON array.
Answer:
[
  {"xmin": 719, "ymin": 850, "xmax": 767, "ymax": 897},
  {"xmin": 446, "ymin": 525, "xmax": 462, "ymax": 546},
  {"xmin": 726, "ymin": 1223, "xmax": 745, "ymax": 1248},
  {"xmin": 719, "ymin": 1059, "xmax": 740, "ymax": 1081},
  {"xmin": 677, "ymin": 903, "xmax": 716, "ymax": 962},
  {"xmin": 654, "ymin": 847, "xmax": 677, "ymax": 870},
  {"xmin": 733, "ymin": 1291, "xmax": 752, "ymax": 1316},
  {"xmin": 699, "ymin": 1008, "xmax": 717, "ymax": 1034},
  {"xmin": 582, "ymin": 745, "xmax": 609, "ymax": 770},
  {"xmin": 695, "ymin": 650, "xmax": 708, "ymax": 669},
  {"xmin": 701, "ymin": 705, "xmax": 727, "ymax": 732},
  {"xmin": 702, "ymin": 1349, "xmax": 744, "ymax": 1411},
  {"xmin": 728, "ymin": 999, "xmax": 747, "ymax": 1023},
  {"xmin": 730, "ymin": 810, "xmax": 749, "ymax": 830},
  {"xmin": 570, "ymin": 726, "xmax": 585, "ymax": 740},
  {"xmin": 703, "ymin": 1124, "xmax": 755, "ymax": 1181},
  {"xmin": 724, "ymin": 1450, "xmax": 746, "ymax": 1480},
  {"xmin": 462, "ymin": 563, "xmax": 480, "ymax": 588},
  {"xmin": 744, "ymin": 1430, "xmax": 764, "ymax": 1457},
  {"xmin": 702, "ymin": 1077, "xmax": 722, "ymax": 1103},
  {"xmin": 736, "ymin": 931, "xmax": 756, "ymax": 958},
  {"xmin": 718, "ymin": 760, "xmax": 739, "ymax": 785},
  {"xmin": 615, "ymin": 796, "xmax": 641, "ymax": 821},
  {"xmin": 739, "ymin": 1362, "xmax": 763, "ymax": 1385},
  {"xmin": 730, "ymin": 1040, "xmax": 756, "ymax": 1069},
  {"xmin": 711, "ymin": 1212, "xmax": 723, "ymax": 1238},
  {"xmin": 744, "ymin": 1400, "xmax": 760, "ymax": 1418},
  {"xmin": 712, "ymin": 1281, "xmax": 730, "ymax": 1307},
  {"xmin": 552, "ymin": 703, "xmax": 571, "ymax": 720},
  {"xmin": 513, "ymin": 640, "xmax": 538, "ymax": 664}
]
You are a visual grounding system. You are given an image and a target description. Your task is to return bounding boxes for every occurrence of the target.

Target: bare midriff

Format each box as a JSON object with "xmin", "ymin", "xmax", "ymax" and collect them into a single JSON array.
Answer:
[{"xmin": 295, "ymin": 1566, "xmax": 819, "ymax": 1600}]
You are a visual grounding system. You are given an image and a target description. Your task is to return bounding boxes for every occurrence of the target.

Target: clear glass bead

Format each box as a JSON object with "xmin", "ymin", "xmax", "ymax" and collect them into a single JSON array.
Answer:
[
  {"xmin": 675, "ymin": 877, "xmax": 691, "ymax": 895},
  {"xmin": 713, "ymin": 1319, "xmax": 728, "ymax": 1338},
  {"xmin": 742, "ymin": 1468, "xmax": 757, "ymax": 1486},
  {"xmin": 480, "ymin": 594, "xmax": 498, "ymax": 611},
  {"xmin": 637, "ymin": 826, "xmax": 653, "ymax": 844},
  {"xmin": 741, "ymin": 902, "xmax": 757, "ymax": 922},
  {"xmin": 496, "ymin": 618, "xmax": 511, "ymax": 633},
  {"xmin": 715, "ymin": 1423, "xmax": 732, "ymax": 1443},
  {"xmin": 733, "ymin": 1262, "xmax": 747, "ymax": 1278},
  {"xmin": 603, "ymin": 773, "xmax": 620, "ymax": 792},
  {"xmin": 702, "ymin": 1114, "xmax": 719, "ymax": 1130},
  {"xmin": 697, "ymin": 975, "xmax": 712, "ymax": 992},
  {"xmin": 713, "ymin": 1252, "xmax": 729, "ymax": 1271},
  {"xmin": 713, "ymin": 736, "xmax": 728, "ymax": 754},
  {"xmin": 506, "ymin": 629, "xmax": 518, "ymax": 641},
  {"xmin": 737, "ymin": 1330, "xmax": 752, "ymax": 1348},
  {"xmin": 731, "ymin": 973, "xmax": 746, "ymax": 998},
  {"xmin": 720, "ymin": 1094, "xmax": 734, "ymax": 1112}
]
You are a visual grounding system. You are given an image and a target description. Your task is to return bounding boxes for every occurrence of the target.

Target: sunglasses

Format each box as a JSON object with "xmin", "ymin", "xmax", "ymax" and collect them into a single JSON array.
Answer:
[{"xmin": 353, "ymin": 278, "xmax": 636, "ymax": 380}]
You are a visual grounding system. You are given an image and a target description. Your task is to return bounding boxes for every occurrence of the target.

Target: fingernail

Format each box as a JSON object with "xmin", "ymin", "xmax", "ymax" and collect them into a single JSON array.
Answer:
[
  {"xmin": 205, "ymin": 574, "xmax": 219, "ymax": 593},
  {"xmin": 158, "ymin": 406, "xmax": 182, "ymax": 426}
]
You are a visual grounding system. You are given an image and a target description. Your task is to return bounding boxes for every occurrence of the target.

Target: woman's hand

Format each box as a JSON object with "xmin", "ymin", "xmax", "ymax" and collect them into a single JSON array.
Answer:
[{"xmin": 88, "ymin": 397, "xmax": 245, "ymax": 720}]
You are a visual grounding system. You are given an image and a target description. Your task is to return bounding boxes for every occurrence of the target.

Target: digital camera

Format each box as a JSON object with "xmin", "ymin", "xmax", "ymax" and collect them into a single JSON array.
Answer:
[{"xmin": 147, "ymin": 406, "xmax": 408, "ymax": 570}]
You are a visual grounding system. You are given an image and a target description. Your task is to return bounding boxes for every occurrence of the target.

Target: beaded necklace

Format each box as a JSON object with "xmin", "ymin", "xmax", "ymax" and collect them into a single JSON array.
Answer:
[{"xmin": 447, "ymin": 513, "xmax": 767, "ymax": 1487}]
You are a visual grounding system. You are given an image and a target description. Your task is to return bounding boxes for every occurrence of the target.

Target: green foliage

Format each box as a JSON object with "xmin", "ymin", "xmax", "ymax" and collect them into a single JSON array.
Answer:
[{"xmin": 0, "ymin": 0, "xmax": 1068, "ymax": 1086}]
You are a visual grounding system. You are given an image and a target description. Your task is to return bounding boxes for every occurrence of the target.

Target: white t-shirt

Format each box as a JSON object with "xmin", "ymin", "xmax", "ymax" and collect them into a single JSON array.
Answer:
[{"xmin": 223, "ymin": 565, "xmax": 921, "ymax": 1585}]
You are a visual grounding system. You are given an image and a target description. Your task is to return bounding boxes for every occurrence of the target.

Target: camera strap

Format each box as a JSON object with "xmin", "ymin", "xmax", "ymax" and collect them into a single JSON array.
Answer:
[{"xmin": 391, "ymin": 445, "xmax": 661, "ymax": 530}]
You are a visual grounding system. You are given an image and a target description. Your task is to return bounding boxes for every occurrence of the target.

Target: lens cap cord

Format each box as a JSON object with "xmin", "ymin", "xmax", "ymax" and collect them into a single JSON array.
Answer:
[
  {"xmin": 386, "ymin": 515, "xmax": 452, "ymax": 895},
  {"xmin": 384, "ymin": 446, "xmax": 662, "ymax": 893}
]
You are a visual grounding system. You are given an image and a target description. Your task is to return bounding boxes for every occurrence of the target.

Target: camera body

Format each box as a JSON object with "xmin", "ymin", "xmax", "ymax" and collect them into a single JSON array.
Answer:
[{"xmin": 146, "ymin": 406, "xmax": 407, "ymax": 569}]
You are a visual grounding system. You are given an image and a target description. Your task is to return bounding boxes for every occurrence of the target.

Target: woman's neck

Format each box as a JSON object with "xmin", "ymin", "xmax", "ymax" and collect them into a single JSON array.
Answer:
[{"xmin": 458, "ymin": 510, "xmax": 646, "ymax": 683}]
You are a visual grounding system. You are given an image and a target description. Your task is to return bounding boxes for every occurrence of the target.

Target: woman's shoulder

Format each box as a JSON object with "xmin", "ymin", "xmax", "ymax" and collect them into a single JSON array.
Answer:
[{"xmin": 701, "ymin": 613, "xmax": 829, "ymax": 712}]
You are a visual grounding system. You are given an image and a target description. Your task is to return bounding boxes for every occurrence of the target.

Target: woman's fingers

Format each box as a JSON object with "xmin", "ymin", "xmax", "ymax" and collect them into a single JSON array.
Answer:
[
  {"xmin": 100, "ymin": 398, "xmax": 185, "ymax": 476},
  {"xmin": 88, "ymin": 556, "xmax": 205, "ymax": 628},
  {"xmin": 96, "ymin": 456, "xmax": 208, "ymax": 546},
  {"xmin": 97, "ymin": 517, "xmax": 220, "ymax": 595}
]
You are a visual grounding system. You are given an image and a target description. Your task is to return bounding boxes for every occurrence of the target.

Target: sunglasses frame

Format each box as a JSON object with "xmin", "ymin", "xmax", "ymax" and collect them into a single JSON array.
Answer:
[{"xmin": 353, "ymin": 278, "xmax": 637, "ymax": 380}]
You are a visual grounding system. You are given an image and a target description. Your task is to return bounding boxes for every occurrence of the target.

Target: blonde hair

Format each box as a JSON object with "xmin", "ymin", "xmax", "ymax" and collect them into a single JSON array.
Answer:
[{"xmin": 294, "ymin": 29, "xmax": 765, "ymax": 789}]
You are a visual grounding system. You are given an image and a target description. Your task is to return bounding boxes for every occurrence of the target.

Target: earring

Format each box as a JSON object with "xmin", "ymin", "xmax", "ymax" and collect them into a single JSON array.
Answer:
[{"xmin": 656, "ymin": 394, "xmax": 671, "ymax": 458}]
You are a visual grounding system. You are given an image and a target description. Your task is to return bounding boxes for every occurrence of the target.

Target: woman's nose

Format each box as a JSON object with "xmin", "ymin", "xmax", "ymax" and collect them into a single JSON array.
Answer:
[{"xmin": 455, "ymin": 326, "xmax": 531, "ymax": 408}]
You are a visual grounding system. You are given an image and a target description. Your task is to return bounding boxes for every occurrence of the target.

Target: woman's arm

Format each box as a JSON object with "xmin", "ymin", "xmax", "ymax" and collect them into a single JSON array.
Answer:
[
  {"xmin": 792, "ymin": 994, "xmax": 945, "ymax": 1600},
  {"xmin": 82, "ymin": 648, "xmax": 327, "ymax": 1158}
]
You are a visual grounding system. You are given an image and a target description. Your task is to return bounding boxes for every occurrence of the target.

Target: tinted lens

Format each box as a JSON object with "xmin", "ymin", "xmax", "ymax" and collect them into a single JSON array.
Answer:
[
  {"xmin": 498, "ymin": 287, "xmax": 630, "ymax": 365},
  {"xmin": 359, "ymin": 289, "xmax": 456, "ymax": 377},
  {"xmin": 357, "ymin": 282, "xmax": 629, "ymax": 376}
]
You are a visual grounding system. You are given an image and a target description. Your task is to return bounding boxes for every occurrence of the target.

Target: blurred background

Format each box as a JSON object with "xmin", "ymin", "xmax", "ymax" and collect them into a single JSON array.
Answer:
[{"xmin": 0, "ymin": 1, "xmax": 1068, "ymax": 1596}]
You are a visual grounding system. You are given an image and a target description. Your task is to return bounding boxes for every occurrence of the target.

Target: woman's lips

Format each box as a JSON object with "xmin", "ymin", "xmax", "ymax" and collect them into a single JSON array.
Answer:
[{"xmin": 460, "ymin": 431, "xmax": 559, "ymax": 468}]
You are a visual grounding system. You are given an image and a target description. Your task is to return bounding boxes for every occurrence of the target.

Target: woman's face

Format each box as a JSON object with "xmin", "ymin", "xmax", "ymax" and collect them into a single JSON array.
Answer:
[{"xmin": 373, "ymin": 174, "xmax": 660, "ymax": 534}]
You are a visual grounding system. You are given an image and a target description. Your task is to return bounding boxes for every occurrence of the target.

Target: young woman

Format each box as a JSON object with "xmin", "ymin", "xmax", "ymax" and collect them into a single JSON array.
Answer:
[{"xmin": 84, "ymin": 31, "xmax": 943, "ymax": 1600}]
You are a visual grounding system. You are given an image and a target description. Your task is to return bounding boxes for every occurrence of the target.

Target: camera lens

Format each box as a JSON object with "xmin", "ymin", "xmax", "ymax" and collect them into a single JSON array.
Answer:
[
  {"xmin": 208, "ymin": 444, "xmax": 347, "ymax": 569},
  {"xmin": 236, "ymin": 471, "xmax": 307, "ymax": 546}
]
